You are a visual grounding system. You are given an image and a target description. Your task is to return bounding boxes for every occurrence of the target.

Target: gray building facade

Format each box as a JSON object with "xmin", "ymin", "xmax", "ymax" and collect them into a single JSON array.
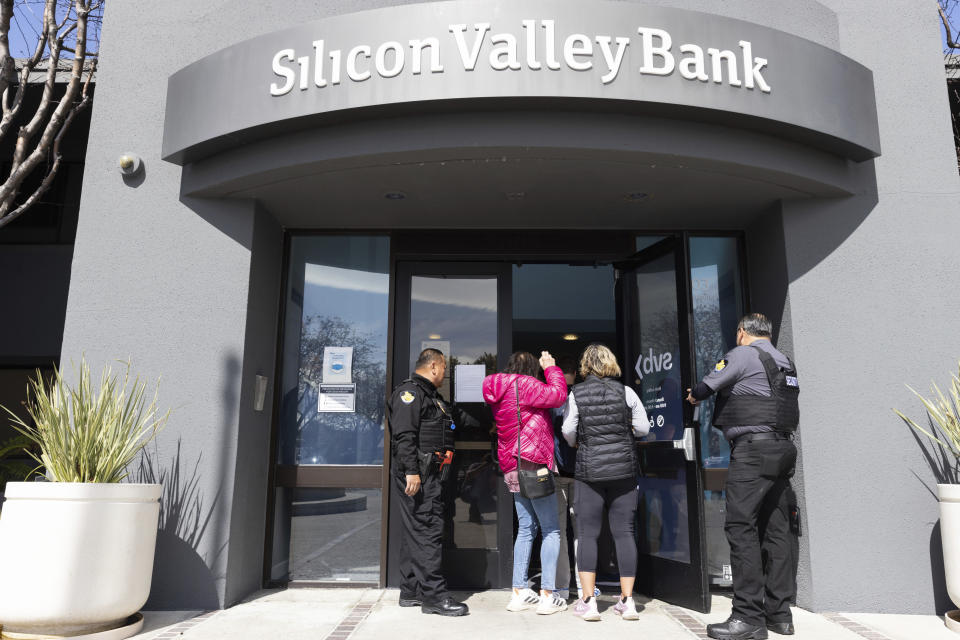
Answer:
[{"xmin": 59, "ymin": 0, "xmax": 960, "ymax": 615}]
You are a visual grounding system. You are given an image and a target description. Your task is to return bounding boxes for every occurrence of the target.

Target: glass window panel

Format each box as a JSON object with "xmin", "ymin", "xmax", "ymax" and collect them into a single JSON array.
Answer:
[
  {"xmin": 511, "ymin": 263, "xmax": 616, "ymax": 367},
  {"xmin": 278, "ymin": 236, "xmax": 390, "ymax": 466},
  {"xmin": 408, "ymin": 276, "xmax": 497, "ymax": 423},
  {"xmin": 635, "ymin": 235, "xmax": 667, "ymax": 253},
  {"xmin": 447, "ymin": 449, "xmax": 498, "ymax": 550},
  {"xmin": 689, "ymin": 237, "xmax": 744, "ymax": 467},
  {"xmin": 287, "ymin": 487, "xmax": 381, "ymax": 582},
  {"xmin": 638, "ymin": 461, "xmax": 690, "ymax": 563},
  {"xmin": 689, "ymin": 236, "xmax": 745, "ymax": 586},
  {"xmin": 408, "ymin": 275, "xmax": 499, "ymax": 545}
]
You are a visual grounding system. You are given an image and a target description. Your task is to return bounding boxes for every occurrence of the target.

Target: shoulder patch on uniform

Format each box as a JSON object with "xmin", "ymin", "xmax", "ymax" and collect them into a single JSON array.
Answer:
[
  {"xmin": 400, "ymin": 391, "xmax": 415, "ymax": 404},
  {"xmin": 715, "ymin": 359, "xmax": 727, "ymax": 372}
]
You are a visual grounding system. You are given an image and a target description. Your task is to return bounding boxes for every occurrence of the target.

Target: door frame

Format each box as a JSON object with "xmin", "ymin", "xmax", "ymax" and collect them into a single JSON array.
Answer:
[
  {"xmin": 262, "ymin": 229, "xmax": 747, "ymax": 598},
  {"xmin": 388, "ymin": 261, "xmax": 514, "ymax": 589}
]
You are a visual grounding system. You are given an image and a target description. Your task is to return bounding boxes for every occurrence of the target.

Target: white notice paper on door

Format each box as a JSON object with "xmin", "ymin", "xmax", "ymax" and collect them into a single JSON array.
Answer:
[{"xmin": 455, "ymin": 364, "xmax": 486, "ymax": 403}]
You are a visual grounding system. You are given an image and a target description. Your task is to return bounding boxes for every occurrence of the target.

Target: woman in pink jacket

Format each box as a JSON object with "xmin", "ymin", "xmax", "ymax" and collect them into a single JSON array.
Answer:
[{"xmin": 482, "ymin": 350, "xmax": 568, "ymax": 615}]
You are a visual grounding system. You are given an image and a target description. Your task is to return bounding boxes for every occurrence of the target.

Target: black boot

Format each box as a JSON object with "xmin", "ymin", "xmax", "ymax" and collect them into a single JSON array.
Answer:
[
  {"xmin": 766, "ymin": 620, "xmax": 795, "ymax": 635},
  {"xmin": 421, "ymin": 596, "xmax": 469, "ymax": 616},
  {"xmin": 398, "ymin": 592, "xmax": 422, "ymax": 607},
  {"xmin": 706, "ymin": 617, "xmax": 768, "ymax": 640}
]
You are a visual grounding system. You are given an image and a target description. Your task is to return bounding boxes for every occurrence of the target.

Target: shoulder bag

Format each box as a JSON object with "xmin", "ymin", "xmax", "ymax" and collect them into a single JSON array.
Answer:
[{"xmin": 515, "ymin": 380, "xmax": 556, "ymax": 499}]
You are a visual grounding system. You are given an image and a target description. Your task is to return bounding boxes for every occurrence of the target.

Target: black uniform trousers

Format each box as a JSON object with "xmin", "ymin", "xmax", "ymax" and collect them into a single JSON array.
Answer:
[
  {"xmin": 393, "ymin": 469, "xmax": 447, "ymax": 601},
  {"xmin": 724, "ymin": 437, "xmax": 798, "ymax": 626}
]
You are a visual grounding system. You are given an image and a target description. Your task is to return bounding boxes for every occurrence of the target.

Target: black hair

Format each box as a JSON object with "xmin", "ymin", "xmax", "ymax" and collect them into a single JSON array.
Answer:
[
  {"xmin": 738, "ymin": 313, "xmax": 773, "ymax": 338},
  {"xmin": 415, "ymin": 348, "xmax": 445, "ymax": 369}
]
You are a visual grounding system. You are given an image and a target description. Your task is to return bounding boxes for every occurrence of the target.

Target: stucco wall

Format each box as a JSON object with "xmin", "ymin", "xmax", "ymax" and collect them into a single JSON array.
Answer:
[{"xmin": 782, "ymin": 0, "xmax": 960, "ymax": 614}]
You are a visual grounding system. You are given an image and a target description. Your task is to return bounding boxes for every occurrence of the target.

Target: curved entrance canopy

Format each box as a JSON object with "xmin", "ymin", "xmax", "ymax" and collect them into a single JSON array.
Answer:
[
  {"xmin": 162, "ymin": 0, "xmax": 880, "ymax": 166},
  {"xmin": 180, "ymin": 109, "xmax": 864, "ymax": 230}
]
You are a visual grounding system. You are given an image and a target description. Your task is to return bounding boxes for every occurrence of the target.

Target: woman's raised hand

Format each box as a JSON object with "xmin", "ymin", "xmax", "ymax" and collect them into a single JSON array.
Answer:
[{"xmin": 539, "ymin": 350, "xmax": 556, "ymax": 369}]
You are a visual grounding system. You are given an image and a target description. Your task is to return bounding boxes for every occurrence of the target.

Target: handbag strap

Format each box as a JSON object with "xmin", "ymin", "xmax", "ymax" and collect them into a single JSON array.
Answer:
[{"xmin": 515, "ymin": 380, "xmax": 523, "ymax": 462}]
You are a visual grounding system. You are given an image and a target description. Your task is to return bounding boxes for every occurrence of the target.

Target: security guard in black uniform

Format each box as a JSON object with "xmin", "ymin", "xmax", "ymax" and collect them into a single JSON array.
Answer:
[
  {"xmin": 687, "ymin": 313, "xmax": 799, "ymax": 640},
  {"xmin": 388, "ymin": 348, "xmax": 469, "ymax": 616}
]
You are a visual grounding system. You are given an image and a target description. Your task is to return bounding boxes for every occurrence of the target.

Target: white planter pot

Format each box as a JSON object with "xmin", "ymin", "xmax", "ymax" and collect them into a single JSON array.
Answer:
[
  {"xmin": 0, "ymin": 482, "xmax": 161, "ymax": 637},
  {"xmin": 940, "ymin": 484, "xmax": 960, "ymax": 632}
]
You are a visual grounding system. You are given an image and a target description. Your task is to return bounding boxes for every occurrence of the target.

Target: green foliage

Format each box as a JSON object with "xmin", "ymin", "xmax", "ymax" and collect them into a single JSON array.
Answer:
[
  {"xmin": 1, "ymin": 357, "xmax": 169, "ymax": 483},
  {"xmin": 0, "ymin": 434, "xmax": 36, "ymax": 491},
  {"xmin": 895, "ymin": 363, "xmax": 960, "ymax": 483}
]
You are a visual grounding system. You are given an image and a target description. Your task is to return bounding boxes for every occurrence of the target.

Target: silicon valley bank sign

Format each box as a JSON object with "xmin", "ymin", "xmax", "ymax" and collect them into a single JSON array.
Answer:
[
  {"xmin": 162, "ymin": 0, "xmax": 880, "ymax": 164},
  {"xmin": 269, "ymin": 22, "xmax": 772, "ymax": 96}
]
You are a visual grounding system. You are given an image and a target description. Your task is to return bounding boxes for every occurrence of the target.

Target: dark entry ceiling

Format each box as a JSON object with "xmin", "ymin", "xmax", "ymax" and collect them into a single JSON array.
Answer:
[{"xmin": 182, "ymin": 111, "xmax": 859, "ymax": 230}]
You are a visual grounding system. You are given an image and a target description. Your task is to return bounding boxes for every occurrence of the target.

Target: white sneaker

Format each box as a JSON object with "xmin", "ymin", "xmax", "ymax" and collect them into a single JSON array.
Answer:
[
  {"xmin": 613, "ymin": 595, "xmax": 640, "ymax": 620},
  {"xmin": 536, "ymin": 591, "xmax": 569, "ymax": 615},
  {"xmin": 506, "ymin": 587, "xmax": 540, "ymax": 611}
]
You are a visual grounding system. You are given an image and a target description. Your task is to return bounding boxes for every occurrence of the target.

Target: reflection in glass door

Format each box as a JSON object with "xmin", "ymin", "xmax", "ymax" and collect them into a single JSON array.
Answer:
[
  {"xmin": 390, "ymin": 263, "xmax": 512, "ymax": 589},
  {"xmin": 616, "ymin": 237, "xmax": 710, "ymax": 613},
  {"xmin": 267, "ymin": 236, "xmax": 390, "ymax": 586}
]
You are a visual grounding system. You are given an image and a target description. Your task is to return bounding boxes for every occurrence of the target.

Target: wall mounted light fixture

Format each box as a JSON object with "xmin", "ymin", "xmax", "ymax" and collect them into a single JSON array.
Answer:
[{"xmin": 118, "ymin": 153, "xmax": 142, "ymax": 176}]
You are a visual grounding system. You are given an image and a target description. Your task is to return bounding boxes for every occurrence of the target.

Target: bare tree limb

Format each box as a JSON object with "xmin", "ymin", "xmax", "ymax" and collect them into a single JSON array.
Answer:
[
  {"xmin": 942, "ymin": 4, "xmax": 960, "ymax": 50},
  {"xmin": 0, "ymin": 57, "xmax": 93, "ymax": 230},
  {"xmin": 0, "ymin": 0, "xmax": 99, "ymax": 227}
]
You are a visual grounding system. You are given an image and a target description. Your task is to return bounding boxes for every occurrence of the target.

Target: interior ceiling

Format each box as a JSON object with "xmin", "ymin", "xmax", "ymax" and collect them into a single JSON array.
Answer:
[{"xmin": 233, "ymin": 153, "xmax": 807, "ymax": 230}]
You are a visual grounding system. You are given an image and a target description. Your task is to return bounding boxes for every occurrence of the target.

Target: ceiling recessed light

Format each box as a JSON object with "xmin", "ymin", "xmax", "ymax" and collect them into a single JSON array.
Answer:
[
  {"xmin": 428, "ymin": 334, "xmax": 443, "ymax": 340},
  {"xmin": 384, "ymin": 191, "xmax": 406, "ymax": 200},
  {"xmin": 562, "ymin": 334, "xmax": 579, "ymax": 341},
  {"xmin": 624, "ymin": 192, "xmax": 649, "ymax": 201}
]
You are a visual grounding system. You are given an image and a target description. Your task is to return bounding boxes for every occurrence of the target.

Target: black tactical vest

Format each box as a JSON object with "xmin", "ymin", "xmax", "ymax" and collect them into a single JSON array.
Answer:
[
  {"xmin": 572, "ymin": 376, "xmax": 637, "ymax": 482},
  {"xmin": 712, "ymin": 346, "xmax": 800, "ymax": 432},
  {"xmin": 406, "ymin": 377, "xmax": 456, "ymax": 452}
]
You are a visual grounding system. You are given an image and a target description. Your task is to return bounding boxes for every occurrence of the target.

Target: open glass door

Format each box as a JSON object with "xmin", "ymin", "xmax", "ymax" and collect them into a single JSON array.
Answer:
[{"xmin": 616, "ymin": 237, "xmax": 711, "ymax": 613}]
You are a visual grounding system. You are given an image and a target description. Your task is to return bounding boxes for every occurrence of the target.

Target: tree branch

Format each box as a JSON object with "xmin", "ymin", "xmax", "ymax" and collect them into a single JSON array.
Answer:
[
  {"xmin": 0, "ymin": 0, "xmax": 96, "ymax": 225},
  {"xmin": 942, "ymin": 4, "xmax": 960, "ymax": 50}
]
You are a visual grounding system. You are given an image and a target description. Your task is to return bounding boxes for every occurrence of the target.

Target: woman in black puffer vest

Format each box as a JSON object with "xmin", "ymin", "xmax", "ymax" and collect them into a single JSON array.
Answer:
[{"xmin": 561, "ymin": 344, "xmax": 650, "ymax": 621}]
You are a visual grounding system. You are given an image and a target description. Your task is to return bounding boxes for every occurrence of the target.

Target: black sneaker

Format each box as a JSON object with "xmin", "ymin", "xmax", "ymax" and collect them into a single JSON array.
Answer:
[
  {"xmin": 766, "ymin": 621, "xmax": 795, "ymax": 635},
  {"xmin": 421, "ymin": 596, "xmax": 469, "ymax": 616},
  {"xmin": 706, "ymin": 617, "xmax": 768, "ymax": 640}
]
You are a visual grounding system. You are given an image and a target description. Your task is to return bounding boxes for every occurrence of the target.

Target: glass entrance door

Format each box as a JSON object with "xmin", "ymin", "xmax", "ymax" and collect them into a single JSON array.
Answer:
[
  {"xmin": 616, "ymin": 238, "xmax": 711, "ymax": 613},
  {"xmin": 389, "ymin": 262, "xmax": 513, "ymax": 589}
]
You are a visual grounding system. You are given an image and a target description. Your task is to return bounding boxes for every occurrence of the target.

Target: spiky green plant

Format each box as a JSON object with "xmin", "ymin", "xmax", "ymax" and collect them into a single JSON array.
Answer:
[
  {"xmin": 1, "ymin": 358, "xmax": 169, "ymax": 483},
  {"xmin": 894, "ymin": 362, "xmax": 960, "ymax": 484}
]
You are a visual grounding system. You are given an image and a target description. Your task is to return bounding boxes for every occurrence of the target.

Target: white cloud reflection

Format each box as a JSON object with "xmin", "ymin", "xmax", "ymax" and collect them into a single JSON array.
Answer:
[
  {"xmin": 304, "ymin": 263, "xmax": 389, "ymax": 294},
  {"xmin": 411, "ymin": 276, "xmax": 497, "ymax": 311}
]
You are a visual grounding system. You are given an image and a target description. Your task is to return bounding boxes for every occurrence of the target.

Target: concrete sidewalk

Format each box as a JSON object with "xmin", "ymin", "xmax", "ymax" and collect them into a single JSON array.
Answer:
[{"xmin": 131, "ymin": 589, "xmax": 953, "ymax": 640}]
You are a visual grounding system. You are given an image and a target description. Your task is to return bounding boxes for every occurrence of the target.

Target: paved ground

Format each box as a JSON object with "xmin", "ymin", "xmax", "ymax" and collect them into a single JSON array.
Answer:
[{"xmin": 130, "ymin": 589, "xmax": 956, "ymax": 640}]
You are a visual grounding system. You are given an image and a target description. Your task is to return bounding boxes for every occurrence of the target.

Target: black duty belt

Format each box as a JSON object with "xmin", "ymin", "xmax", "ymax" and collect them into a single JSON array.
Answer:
[{"xmin": 732, "ymin": 431, "xmax": 792, "ymax": 446}]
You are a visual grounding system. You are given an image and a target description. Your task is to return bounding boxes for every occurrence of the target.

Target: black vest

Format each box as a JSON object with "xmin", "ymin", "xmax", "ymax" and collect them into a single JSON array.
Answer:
[
  {"xmin": 407, "ymin": 377, "xmax": 456, "ymax": 452},
  {"xmin": 572, "ymin": 376, "xmax": 637, "ymax": 482},
  {"xmin": 712, "ymin": 346, "xmax": 800, "ymax": 432}
]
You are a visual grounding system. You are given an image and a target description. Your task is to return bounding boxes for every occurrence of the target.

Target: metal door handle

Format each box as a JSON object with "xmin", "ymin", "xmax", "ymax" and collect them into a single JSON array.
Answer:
[{"xmin": 673, "ymin": 427, "xmax": 697, "ymax": 462}]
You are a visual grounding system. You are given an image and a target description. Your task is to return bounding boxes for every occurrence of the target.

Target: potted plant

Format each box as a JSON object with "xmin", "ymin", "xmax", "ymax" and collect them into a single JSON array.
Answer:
[
  {"xmin": 895, "ymin": 363, "xmax": 960, "ymax": 633},
  {"xmin": 0, "ymin": 358, "xmax": 168, "ymax": 639}
]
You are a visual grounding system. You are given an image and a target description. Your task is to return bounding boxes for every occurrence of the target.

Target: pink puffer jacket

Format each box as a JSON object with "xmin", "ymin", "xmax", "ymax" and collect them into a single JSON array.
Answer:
[{"xmin": 482, "ymin": 366, "xmax": 567, "ymax": 474}]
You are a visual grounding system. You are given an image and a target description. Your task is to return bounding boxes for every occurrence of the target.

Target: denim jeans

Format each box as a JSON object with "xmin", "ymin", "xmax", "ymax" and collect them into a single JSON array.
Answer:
[{"xmin": 513, "ymin": 491, "xmax": 560, "ymax": 591}]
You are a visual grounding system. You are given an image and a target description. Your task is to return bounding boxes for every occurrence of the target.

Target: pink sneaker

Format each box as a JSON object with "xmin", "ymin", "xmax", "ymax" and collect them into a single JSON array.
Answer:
[{"xmin": 572, "ymin": 597, "xmax": 600, "ymax": 621}]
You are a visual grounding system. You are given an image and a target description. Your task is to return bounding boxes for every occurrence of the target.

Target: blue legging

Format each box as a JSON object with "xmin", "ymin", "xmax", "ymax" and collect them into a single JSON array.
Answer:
[{"xmin": 513, "ymin": 491, "xmax": 561, "ymax": 590}]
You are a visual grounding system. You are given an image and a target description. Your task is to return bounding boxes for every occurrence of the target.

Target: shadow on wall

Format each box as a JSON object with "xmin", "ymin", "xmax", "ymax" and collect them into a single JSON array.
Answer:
[{"xmin": 137, "ymin": 440, "xmax": 223, "ymax": 610}]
